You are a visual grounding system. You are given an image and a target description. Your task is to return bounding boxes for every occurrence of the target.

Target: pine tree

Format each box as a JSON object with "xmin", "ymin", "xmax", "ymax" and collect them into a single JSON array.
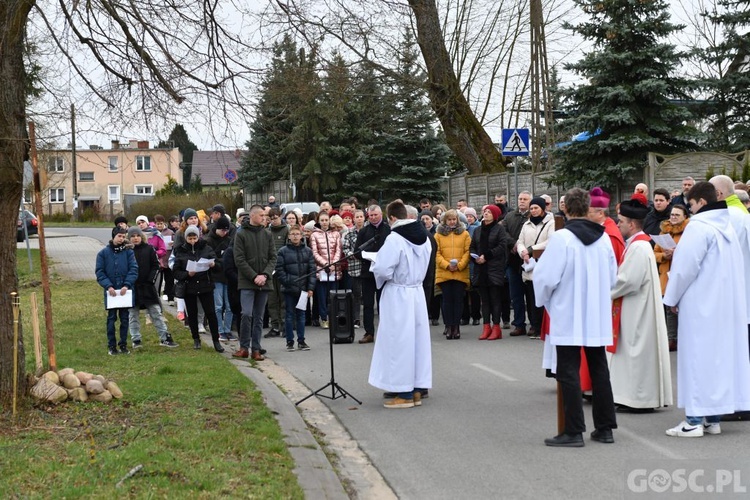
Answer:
[
  {"xmin": 553, "ymin": 0, "xmax": 696, "ymax": 189},
  {"xmin": 699, "ymin": 0, "xmax": 750, "ymax": 150},
  {"xmin": 370, "ymin": 31, "xmax": 448, "ymax": 203},
  {"xmin": 158, "ymin": 124, "xmax": 197, "ymax": 190},
  {"xmin": 240, "ymin": 35, "xmax": 325, "ymax": 197}
]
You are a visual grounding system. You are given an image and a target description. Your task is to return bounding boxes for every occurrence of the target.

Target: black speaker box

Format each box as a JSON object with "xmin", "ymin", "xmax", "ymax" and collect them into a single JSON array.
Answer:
[{"xmin": 329, "ymin": 289, "xmax": 354, "ymax": 343}]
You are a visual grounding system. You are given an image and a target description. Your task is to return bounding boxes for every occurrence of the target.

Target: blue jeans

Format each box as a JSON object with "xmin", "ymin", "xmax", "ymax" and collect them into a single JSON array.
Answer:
[
  {"xmin": 128, "ymin": 304, "xmax": 169, "ymax": 342},
  {"xmin": 284, "ymin": 292, "xmax": 306, "ymax": 343},
  {"xmin": 107, "ymin": 308, "xmax": 130, "ymax": 348},
  {"xmin": 316, "ymin": 280, "xmax": 333, "ymax": 321},
  {"xmin": 506, "ymin": 267, "xmax": 526, "ymax": 328},
  {"xmin": 240, "ymin": 289, "xmax": 269, "ymax": 351},
  {"xmin": 686, "ymin": 415, "xmax": 721, "ymax": 426},
  {"xmin": 214, "ymin": 282, "xmax": 233, "ymax": 335}
]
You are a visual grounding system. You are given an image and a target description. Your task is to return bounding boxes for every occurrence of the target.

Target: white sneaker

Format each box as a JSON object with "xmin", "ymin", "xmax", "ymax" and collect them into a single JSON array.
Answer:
[
  {"xmin": 703, "ymin": 421, "xmax": 722, "ymax": 435},
  {"xmin": 162, "ymin": 294, "xmax": 168, "ymax": 301},
  {"xmin": 666, "ymin": 421, "xmax": 704, "ymax": 437},
  {"xmin": 198, "ymin": 324, "xmax": 206, "ymax": 334}
]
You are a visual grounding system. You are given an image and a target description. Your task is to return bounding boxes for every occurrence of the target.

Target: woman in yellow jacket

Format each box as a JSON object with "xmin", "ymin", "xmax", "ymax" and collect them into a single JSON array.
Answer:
[
  {"xmin": 653, "ymin": 204, "xmax": 689, "ymax": 351},
  {"xmin": 435, "ymin": 209, "xmax": 471, "ymax": 339}
]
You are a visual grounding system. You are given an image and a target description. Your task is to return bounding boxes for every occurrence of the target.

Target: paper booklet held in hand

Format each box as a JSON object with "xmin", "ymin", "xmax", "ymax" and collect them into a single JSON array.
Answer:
[
  {"xmin": 106, "ymin": 289, "xmax": 134, "ymax": 310},
  {"xmin": 296, "ymin": 291, "xmax": 309, "ymax": 310},
  {"xmin": 650, "ymin": 234, "xmax": 676, "ymax": 249},
  {"xmin": 361, "ymin": 251, "xmax": 377, "ymax": 263},
  {"xmin": 186, "ymin": 258, "xmax": 214, "ymax": 273}
]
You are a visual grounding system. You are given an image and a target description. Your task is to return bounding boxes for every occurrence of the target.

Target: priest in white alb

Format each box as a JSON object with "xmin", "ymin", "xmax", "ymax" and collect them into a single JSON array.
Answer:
[{"xmin": 609, "ymin": 194, "xmax": 672, "ymax": 412}]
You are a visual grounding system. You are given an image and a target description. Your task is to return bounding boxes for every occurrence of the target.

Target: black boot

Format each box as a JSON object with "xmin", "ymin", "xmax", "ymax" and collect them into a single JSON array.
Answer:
[
  {"xmin": 446, "ymin": 325, "xmax": 454, "ymax": 340},
  {"xmin": 454, "ymin": 325, "xmax": 461, "ymax": 339},
  {"xmin": 193, "ymin": 339, "xmax": 201, "ymax": 349},
  {"xmin": 213, "ymin": 340, "xmax": 225, "ymax": 353}
]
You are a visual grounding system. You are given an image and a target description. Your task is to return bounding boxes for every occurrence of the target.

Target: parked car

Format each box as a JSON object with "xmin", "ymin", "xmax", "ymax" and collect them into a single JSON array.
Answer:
[
  {"xmin": 17, "ymin": 210, "xmax": 39, "ymax": 242},
  {"xmin": 279, "ymin": 202, "xmax": 321, "ymax": 216}
]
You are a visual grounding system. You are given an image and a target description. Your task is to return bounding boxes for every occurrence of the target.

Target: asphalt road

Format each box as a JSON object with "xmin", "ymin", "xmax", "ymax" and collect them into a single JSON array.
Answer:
[
  {"xmin": 26, "ymin": 226, "xmax": 750, "ymax": 499},
  {"xmin": 267, "ymin": 322, "xmax": 750, "ymax": 499}
]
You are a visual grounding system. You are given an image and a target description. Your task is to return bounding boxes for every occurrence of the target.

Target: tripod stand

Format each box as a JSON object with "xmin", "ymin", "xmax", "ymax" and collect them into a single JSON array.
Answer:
[{"xmin": 295, "ymin": 238, "xmax": 375, "ymax": 406}]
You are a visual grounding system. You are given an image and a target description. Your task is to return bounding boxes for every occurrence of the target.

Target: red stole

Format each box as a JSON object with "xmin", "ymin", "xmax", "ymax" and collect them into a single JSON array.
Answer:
[{"xmin": 608, "ymin": 232, "xmax": 651, "ymax": 354}]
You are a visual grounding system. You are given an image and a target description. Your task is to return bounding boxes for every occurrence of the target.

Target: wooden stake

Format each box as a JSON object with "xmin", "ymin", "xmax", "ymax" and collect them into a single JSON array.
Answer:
[
  {"xmin": 557, "ymin": 382, "xmax": 565, "ymax": 434},
  {"xmin": 11, "ymin": 292, "xmax": 20, "ymax": 417},
  {"xmin": 28, "ymin": 121, "xmax": 56, "ymax": 371},
  {"xmin": 30, "ymin": 292, "xmax": 43, "ymax": 371}
]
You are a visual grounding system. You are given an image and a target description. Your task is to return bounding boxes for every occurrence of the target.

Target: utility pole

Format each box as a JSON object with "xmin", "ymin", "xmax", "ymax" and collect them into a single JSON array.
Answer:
[
  {"xmin": 530, "ymin": 0, "xmax": 555, "ymax": 173},
  {"xmin": 71, "ymin": 104, "xmax": 78, "ymax": 222}
]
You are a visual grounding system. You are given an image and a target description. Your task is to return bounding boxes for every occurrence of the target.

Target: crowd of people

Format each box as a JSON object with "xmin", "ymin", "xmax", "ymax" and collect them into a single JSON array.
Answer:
[{"xmin": 96, "ymin": 176, "xmax": 750, "ymax": 434}]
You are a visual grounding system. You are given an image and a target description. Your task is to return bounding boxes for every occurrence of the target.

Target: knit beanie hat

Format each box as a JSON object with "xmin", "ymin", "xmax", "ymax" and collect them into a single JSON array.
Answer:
[
  {"xmin": 482, "ymin": 204, "xmax": 502, "ymax": 221},
  {"xmin": 215, "ymin": 217, "xmax": 231, "ymax": 230},
  {"xmin": 114, "ymin": 216, "xmax": 128, "ymax": 226},
  {"xmin": 135, "ymin": 215, "xmax": 149, "ymax": 224},
  {"xmin": 211, "ymin": 204, "xmax": 226, "ymax": 216},
  {"xmin": 185, "ymin": 225, "xmax": 200, "ymax": 237},
  {"xmin": 530, "ymin": 196, "xmax": 547, "ymax": 210},
  {"xmin": 464, "ymin": 207, "xmax": 478, "ymax": 219},
  {"xmin": 112, "ymin": 226, "xmax": 128, "ymax": 238},
  {"xmin": 183, "ymin": 208, "xmax": 198, "ymax": 220},
  {"xmin": 127, "ymin": 226, "xmax": 145, "ymax": 239}
]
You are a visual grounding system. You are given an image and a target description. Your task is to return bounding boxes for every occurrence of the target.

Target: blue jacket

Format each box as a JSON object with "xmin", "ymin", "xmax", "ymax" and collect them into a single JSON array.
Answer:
[
  {"xmin": 96, "ymin": 241, "xmax": 138, "ymax": 297},
  {"xmin": 275, "ymin": 242, "xmax": 316, "ymax": 295}
]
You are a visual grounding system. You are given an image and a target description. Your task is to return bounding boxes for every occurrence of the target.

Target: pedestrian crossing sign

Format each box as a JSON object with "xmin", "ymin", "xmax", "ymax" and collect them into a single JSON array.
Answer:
[{"xmin": 501, "ymin": 128, "xmax": 530, "ymax": 156}]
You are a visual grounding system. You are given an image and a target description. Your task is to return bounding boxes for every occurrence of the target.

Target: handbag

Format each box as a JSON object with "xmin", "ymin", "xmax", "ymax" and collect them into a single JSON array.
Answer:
[{"xmin": 174, "ymin": 280, "xmax": 186, "ymax": 299}]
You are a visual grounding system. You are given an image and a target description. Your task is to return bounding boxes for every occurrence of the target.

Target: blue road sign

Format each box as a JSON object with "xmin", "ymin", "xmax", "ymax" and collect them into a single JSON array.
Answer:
[
  {"xmin": 224, "ymin": 169, "xmax": 238, "ymax": 183},
  {"xmin": 501, "ymin": 129, "xmax": 530, "ymax": 156}
]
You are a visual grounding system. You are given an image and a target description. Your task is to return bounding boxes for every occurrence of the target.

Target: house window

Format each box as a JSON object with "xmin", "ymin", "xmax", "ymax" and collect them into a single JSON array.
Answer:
[
  {"xmin": 48, "ymin": 157, "xmax": 64, "ymax": 173},
  {"xmin": 79, "ymin": 172, "xmax": 95, "ymax": 182},
  {"xmin": 108, "ymin": 156, "xmax": 118, "ymax": 172},
  {"xmin": 135, "ymin": 185, "xmax": 153, "ymax": 195},
  {"xmin": 49, "ymin": 188, "xmax": 65, "ymax": 203},
  {"xmin": 136, "ymin": 155, "xmax": 151, "ymax": 171},
  {"xmin": 108, "ymin": 185, "xmax": 120, "ymax": 203}
]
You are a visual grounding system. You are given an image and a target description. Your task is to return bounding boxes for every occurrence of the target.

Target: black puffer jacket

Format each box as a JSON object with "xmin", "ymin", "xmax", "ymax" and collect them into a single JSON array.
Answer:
[
  {"xmin": 172, "ymin": 239, "xmax": 217, "ymax": 296},
  {"xmin": 205, "ymin": 227, "xmax": 233, "ymax": 284},
  {"xmin": 132, "ymin": 241, "xmax": 160, "ymax": 307},
  {"xmin": 275, "ymin": 243, "xmax": 317, "ymax": 295},
  {"xmin": 470, "ymin": 221, "xmax": 510, "ymax": 287}
]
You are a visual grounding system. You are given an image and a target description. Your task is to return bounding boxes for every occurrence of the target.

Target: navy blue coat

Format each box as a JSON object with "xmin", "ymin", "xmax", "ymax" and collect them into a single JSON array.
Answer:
[
  {"xmin": 275, "ymin": 242, "xmax": 316, "ymax": 295},
  {"xmin": 96, "ymin": 241, "xmax": 138, "ymax": 306}
]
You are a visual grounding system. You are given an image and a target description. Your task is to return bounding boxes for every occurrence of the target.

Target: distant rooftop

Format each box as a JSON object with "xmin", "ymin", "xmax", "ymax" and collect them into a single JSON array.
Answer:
[{"xmin": 191, "ymin": 149, "xmax": 244, "ymax": 185}]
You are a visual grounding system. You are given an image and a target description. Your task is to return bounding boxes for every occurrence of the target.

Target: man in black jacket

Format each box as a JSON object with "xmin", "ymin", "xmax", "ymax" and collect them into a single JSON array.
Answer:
[
  {"xmin": 502, "ymin": 191, "xmax": 531, "ymax": 336},
  {"xmin": 355, "ymin": 204, "xmax": 390, "ymax": 344}
]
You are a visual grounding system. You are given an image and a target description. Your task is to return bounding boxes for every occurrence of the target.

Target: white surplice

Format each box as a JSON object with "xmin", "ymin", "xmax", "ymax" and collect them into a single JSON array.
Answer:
[
  {"xmin": 663, "ymin": 206, "xmax": 750, "ymax": 416},
  {"xmin": 368, "ymin": 221, "xmax": 433, "ymax": 393}
]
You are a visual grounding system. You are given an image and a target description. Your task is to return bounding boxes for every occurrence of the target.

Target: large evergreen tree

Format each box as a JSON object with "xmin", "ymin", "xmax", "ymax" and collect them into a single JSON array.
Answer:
[
  {"xmin": 377, "ymin": 31, "xmax": 448, "ymax": 203},
  {"xmin": 698, "ymin": 0, "xmax": 750, "ymax": 150},
  {"xmin": 553, "ymin": 0, "xmax": 696, "ymax": 189},
  {"xmin": 158, "ymin": 124, "xmax": 197, "ymax": 190}
]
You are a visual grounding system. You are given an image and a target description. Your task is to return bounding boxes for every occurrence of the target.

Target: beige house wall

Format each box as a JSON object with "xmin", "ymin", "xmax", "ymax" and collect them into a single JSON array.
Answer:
[{"xmin": 36, "ymin": 144, "xmax": 182, "ymax": 216}]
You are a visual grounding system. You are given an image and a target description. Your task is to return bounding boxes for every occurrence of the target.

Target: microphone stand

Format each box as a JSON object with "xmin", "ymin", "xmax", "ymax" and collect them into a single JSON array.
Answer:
[{"xmin": 295, "ymin": 243, "xmax": 374, "ymax": 406}]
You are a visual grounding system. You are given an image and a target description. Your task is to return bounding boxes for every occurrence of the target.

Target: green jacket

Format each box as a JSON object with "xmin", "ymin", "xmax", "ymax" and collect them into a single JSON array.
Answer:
[
  {"xmin": 725, "ymin": 194, "xmax": 747, "ymax": 213},
  {"xmin": 234, "ymin": 221, "xmax": 276, "ymax": 291}
]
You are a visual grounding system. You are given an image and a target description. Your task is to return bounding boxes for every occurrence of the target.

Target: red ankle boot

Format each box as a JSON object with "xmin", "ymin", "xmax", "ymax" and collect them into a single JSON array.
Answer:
[
  {"xmin": 487, "ymin": 324, "xmax": 503, "ymax": 340},
  {"xmin": 479, "ymin": 324, "xmax": 492, "ymax": 340}
]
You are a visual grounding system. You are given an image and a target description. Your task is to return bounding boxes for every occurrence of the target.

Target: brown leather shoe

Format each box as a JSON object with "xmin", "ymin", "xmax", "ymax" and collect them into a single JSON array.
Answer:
[
  {"xmin": 358, "ymin": 333, "xmax": 374, "ymax": 344},
  {"xmin": 509, "ymin": 327, "xmax": 526, "ymax": 337},
  {"xmin": 668, "ymin": 340, "xmax": 677, "ymax": 352},
  {"xmin": 251, "ymin": 350, "xmax": 265, "ymax": 361},
  {"xmin": 232, "ymin": 348, "xmax": 249, "ymax": 358}
]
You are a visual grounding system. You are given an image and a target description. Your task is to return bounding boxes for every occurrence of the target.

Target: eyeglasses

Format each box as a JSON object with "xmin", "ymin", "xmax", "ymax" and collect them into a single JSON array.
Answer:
[{"xmin": 670, "ymin": 213, "xmax": 683, "ymax": 218}]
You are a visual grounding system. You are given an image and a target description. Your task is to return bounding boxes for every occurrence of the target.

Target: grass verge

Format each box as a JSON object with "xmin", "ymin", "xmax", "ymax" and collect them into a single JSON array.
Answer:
[{"xmin": 2, "ymin": 251, "xmax": 303, "ymax": 498}]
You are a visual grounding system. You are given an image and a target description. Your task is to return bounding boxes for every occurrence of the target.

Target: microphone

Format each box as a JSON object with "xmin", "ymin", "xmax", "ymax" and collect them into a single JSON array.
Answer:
[{"xmin": 357, "ymin": 236, "xmax": 378, "ymax": 251}]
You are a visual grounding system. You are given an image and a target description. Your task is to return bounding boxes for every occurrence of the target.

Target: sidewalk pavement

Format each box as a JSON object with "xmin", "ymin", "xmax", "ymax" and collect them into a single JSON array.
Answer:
[{"xmin": 20, "ymin": 231, "xmax": 392, "ymax": 499}]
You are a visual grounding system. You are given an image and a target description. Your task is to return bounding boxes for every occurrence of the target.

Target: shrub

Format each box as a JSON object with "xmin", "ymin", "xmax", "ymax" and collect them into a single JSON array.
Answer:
[{"xmin": 127, "ymin": 190, "xmax": 243, "ymax": 221}]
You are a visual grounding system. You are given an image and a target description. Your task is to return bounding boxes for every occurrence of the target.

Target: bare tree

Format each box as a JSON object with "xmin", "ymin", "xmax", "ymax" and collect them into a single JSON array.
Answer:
[
  {"xmin": 1, "ymin": 0, "xmax": 263, "ymax": 410},
  {"xmin": 262, "ymin": 0, "xmax": 575, "ymax": 173}
]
